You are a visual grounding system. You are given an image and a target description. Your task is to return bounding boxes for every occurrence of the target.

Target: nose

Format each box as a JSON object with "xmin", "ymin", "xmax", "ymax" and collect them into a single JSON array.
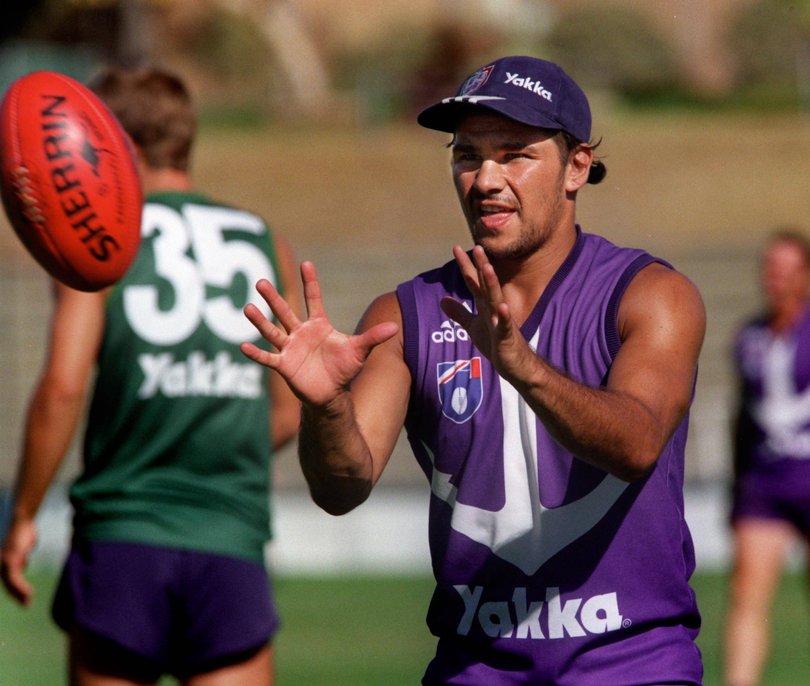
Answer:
[{"xmin": 473, "ymin": 159, "xmax": 506, "ymax": 194}]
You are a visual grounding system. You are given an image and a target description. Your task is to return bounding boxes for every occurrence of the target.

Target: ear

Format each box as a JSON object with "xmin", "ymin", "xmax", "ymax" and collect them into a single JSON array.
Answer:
[{"xmin": 565, "ymin": 145, "xmax": 593, "ymax": 192}]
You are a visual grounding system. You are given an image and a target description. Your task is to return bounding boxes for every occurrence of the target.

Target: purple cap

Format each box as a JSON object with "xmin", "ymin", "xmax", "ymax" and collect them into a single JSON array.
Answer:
[{"xmin": 417, "ymin": 56, "xmax": 592, "ymax": 142}]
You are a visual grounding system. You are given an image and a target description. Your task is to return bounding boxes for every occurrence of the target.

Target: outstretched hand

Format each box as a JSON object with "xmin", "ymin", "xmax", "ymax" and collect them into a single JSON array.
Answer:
[
  {"xmin": 440, "ymin": 245, "xmax": 535, "ymax": 381},
  {"xmin": 241, "ymin": 261, "xmax": 398, "ymax": 408}
]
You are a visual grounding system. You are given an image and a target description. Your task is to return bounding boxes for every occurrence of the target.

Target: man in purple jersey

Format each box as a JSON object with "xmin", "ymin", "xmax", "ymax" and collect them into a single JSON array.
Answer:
[
  {"xmin": 724, "ymin": 231, "xmax": 810, "ymax": 686},
  {"xmin": 242, "ymin": 56, "xmax": 706, "ymax": 684}
]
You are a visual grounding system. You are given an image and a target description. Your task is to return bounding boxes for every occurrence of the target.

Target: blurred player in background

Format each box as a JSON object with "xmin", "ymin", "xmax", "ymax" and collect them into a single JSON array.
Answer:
[
  {"xmin": 0, "ymin": 67, "xmax": 301, "ymax": 686},
  {"xmin": 242, "ymin": 55, "xmax": 706, "ymax": 684},
  {"xmin": 724, "ymin": 230, "xmax": 810, "ymax": 686}
]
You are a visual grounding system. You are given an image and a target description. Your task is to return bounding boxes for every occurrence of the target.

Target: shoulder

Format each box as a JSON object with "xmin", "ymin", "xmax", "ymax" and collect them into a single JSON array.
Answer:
[
  {"xmin": 618, "ymin": 262, "xmax": 706, "ymax": 342},
  {"xmin": 357, "ymin": 291, "xmax": 402, "ymax": 333},
  {"xmin": 394, "ymin": 258, "xmax": 461, "ymax": 305}
]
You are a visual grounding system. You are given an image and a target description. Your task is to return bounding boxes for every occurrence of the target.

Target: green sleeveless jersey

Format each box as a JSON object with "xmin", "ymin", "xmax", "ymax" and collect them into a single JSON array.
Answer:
[{"xmin": 71, "ymin": 191, "xmax": 283, "ymax": 563}]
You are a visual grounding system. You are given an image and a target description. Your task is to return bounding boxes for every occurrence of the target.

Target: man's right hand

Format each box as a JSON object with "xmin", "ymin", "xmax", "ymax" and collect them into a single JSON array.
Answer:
[{"xmin": 241, "ymin": 261, "xmax": 398, "ymax": 408}]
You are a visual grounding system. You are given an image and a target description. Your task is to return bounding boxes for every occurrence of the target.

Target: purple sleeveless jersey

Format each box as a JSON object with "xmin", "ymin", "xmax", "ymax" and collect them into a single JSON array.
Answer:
[
  {"xmin": 396, "ymin": 230, "xmax": 702, "ymax": 685},
  {"xmin": 732, "ymin": 305, "xmax": 810, "ymax": 525}
]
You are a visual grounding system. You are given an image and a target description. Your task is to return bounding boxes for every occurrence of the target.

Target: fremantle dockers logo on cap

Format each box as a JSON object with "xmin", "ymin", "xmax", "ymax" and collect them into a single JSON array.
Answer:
[
  {"xmin": 437, "ymin": 357, "xmax": 483, "ymax": 423},
  {"xmin": 460, "ymin": 65, "xmax": 494, "ymax": 96}
]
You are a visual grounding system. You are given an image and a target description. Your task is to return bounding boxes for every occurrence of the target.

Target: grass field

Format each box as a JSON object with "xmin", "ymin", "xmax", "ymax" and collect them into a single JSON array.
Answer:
[{"xmin": 0, "ymin": 569, "xmax": 806, "ymax": 685}]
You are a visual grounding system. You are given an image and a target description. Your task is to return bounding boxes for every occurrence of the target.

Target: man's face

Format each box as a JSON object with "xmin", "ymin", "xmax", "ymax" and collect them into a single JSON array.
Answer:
[
  {"xmin": 451, "ymin": 112, "xmax": 579, "ymax": 261},
  {"xmin": 761, "ymin": 239, "xmax": 810, "ymax": 309}
]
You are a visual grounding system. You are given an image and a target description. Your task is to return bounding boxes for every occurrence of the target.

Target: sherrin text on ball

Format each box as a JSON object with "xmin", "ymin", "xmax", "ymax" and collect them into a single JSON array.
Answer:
[{"xmin": 0, "ymin": 70, "xmax": 142, "ymax": 291}]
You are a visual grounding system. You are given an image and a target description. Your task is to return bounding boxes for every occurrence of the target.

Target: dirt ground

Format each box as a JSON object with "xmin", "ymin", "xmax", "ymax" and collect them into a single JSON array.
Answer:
[{"xmin": 3, "ymin": 110, "xmax": 810, "ymax": 487}]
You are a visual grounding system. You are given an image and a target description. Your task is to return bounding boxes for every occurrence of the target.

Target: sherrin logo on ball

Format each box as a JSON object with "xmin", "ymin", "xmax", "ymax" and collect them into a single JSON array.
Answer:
[{"xmin": 0, "ymin": 70, "xmax": 142, "ymax": 291}]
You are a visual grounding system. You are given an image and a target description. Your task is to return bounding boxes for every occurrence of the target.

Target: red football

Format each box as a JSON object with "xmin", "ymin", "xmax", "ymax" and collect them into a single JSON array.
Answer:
[{"xmin": 0, "ymin": 70, "xmax": 142, "ymax": 291}]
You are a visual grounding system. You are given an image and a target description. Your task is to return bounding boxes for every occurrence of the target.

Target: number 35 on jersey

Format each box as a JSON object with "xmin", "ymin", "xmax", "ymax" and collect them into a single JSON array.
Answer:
[{"xmin": 125, "ymin": 202, "xmax": 276, "ymax": 347}]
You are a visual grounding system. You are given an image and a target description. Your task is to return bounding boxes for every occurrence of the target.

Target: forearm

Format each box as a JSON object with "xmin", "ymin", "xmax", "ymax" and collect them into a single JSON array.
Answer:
[
  {"xmin": 12, "ymin": 384, "xmax": 83, "ymax": 522},
  {"xmin": 513, "ymin": 359, "xmax": 669, "ymax": 481},
  {"xmin": 298, "ymin": 392, "xmax": 375, "ymax": 515}
]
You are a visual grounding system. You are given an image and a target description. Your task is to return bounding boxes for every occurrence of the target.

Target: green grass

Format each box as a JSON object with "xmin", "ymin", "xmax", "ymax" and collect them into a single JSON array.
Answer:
[
  {"xmin": 273, "ymin": 574, "xmax": 436, "ymax": 685},
  {"xmin": 0, "ymin": 570, "xmax": 63, "ymax": 685},
  {"xmin": 692, "ymin": 571, "xmax": 810, "ymax": 686},
  {"xmin": 0, "ymin": 570, "xmax": 806, "ymax": 685}
]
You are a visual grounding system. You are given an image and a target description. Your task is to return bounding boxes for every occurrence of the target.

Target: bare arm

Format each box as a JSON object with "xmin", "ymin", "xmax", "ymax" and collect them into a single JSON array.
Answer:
[
  {"xmin": 1, "ymin": 284, "xmax": 106, "ymax": 604},
  {"xmin": 442, "ymin": 245, "xmax": 706, "ymax": 481},
  {"xmin": 242, "ymin": 262, "xmax": 409, "ymax": 514}
]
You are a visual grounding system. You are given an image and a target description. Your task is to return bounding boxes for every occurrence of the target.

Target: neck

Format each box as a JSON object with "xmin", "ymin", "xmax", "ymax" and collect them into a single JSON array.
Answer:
[
  {"xmin": 770, "ymin": 298, "xmax": 807, "ymax": 333},
  {"xmin": 139, "ymin": 165, "xmax": 193, "ymax": 195},
  {"xmin": 491, "ymin": 223, "xmax": 578, "ymax": 324}
]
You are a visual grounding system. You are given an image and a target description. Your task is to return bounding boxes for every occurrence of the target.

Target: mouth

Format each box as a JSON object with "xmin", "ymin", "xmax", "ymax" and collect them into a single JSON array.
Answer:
[{"xmin": 475, "ymin": 201, "xmax": 516, "ymax": 231}]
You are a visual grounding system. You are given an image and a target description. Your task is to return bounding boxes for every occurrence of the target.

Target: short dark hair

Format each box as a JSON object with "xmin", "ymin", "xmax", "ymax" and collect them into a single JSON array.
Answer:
[{"xmin": 89, "ymin": 67, "xmax": 196, "ymax": 172}]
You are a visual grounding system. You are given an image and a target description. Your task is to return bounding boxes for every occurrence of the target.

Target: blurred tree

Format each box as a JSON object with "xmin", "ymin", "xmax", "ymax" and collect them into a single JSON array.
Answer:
[
  {"xmin": 727, "ymin": 0, "xmax": 806, "ymax": 90},
  {"xmin": 117, "ymin": 0, "xmax": 155, "ymax": 66},
  {"xmin": 211, "ymin": 0, "xmax": 334, "ymax": 120},
  {"xmin": 544, "ymin": 4, "xmax": 679, "ymax": 100},
  {"xmin": 404, "ymin": 24, "xmax": 473, "ymax": 116},
  {"xmin": 5, "ymin": 0, "xmax": 157, "ymax": 65}
]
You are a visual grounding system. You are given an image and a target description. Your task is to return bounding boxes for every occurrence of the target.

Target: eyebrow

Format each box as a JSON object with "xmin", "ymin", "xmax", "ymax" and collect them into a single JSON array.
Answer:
[{"xmin": 451, "ymin": 139, "xmax": 531, "ymax": 151}]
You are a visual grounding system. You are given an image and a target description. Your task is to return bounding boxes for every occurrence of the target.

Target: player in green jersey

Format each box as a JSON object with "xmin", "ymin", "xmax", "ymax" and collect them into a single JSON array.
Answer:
[{"xmin": 0, "ymin": 67, "xmax": 301, "ymax": 686}]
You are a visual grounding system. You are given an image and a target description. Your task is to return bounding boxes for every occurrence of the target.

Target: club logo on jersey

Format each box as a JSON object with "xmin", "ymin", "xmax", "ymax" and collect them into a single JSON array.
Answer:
[{"xmin": 437, "ymin": 357, "xmax": 483, "ymax": 423}]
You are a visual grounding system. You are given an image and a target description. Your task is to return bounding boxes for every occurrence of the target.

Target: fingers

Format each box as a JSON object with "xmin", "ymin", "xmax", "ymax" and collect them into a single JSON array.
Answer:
[
  {"xmin": 470, "ymin": 245, "xmax": 505, "ymax": 312},
  {"xmin": 300, "ymin": 261, "xmax": 327, "ymax": 319},
  {"xmin": 1, "ymin": 564, "xmax": 33, "ymax": 606},
  {"xmin": 246, "ymin": 260, "xmax": 327, "ymax": 349},
  {"xmin": 452, "ymin": 245, "xmax": 506, "ymax": 317},
  {"xmin": 250, "ymin": 261, "xmax": 327, "ymax": 328},
  {"xmin": 493, "ymin": 301, "xmax": 514, "ymax": 339},
  {"xmin": 449, "ymin": 245, "xmax": 516, "ymax": 345},
  {"xmin": 239, "ymin": 340, "xmax": 280, "ymax": 369},
  {"xmin": 253, "ymin": 278, "xmax": 299, "ymax": 336},
  {"xmin": 1, "ymin": 547, "xmax": 33, "ymax": 606},
  {"xmin": 244, "ymin": 301, "xmax": 288, "ymax": 350},
  {"xmin": 452, "ymin": 245, "xmax": 482, "ymax": 298}
]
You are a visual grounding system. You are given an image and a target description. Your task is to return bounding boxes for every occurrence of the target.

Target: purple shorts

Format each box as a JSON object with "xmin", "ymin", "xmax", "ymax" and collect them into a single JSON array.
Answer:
[
  {"xmin": 52, "ymin": 540, "xmax": 280, "ymax": 681},
  {"xmin": 731, "ymin": 467, "xmax": 810, "ymax": 537}
]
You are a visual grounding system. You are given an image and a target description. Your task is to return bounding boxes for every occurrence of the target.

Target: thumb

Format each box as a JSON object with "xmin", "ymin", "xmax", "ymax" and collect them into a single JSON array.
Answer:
[
  {"xmin": 440, "ymin": 297, "xmax": 473, "ymax": 329},
  {"xmin": 356, "ymin": 322, "xmax": 399, "ymax": 355}
]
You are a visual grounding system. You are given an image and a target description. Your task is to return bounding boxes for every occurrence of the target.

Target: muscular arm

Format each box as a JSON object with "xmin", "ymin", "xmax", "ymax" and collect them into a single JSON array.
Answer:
[
  {"xmin": 522, "ymin": 264, "xmax": 704, "ymax": 479},
  {"xmin": 444, "ymin": 247, "xmax": 706, "ymax": 481},
  {"xmin": 1, "ymin": 284, "xmax": 105, "ymax": 604}
]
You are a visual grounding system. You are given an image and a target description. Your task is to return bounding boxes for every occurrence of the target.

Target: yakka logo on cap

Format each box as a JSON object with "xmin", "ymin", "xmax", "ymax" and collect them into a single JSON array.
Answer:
[{"xmin": 504, "ymin": 72, "xmax": 553, "ymax": 101}]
